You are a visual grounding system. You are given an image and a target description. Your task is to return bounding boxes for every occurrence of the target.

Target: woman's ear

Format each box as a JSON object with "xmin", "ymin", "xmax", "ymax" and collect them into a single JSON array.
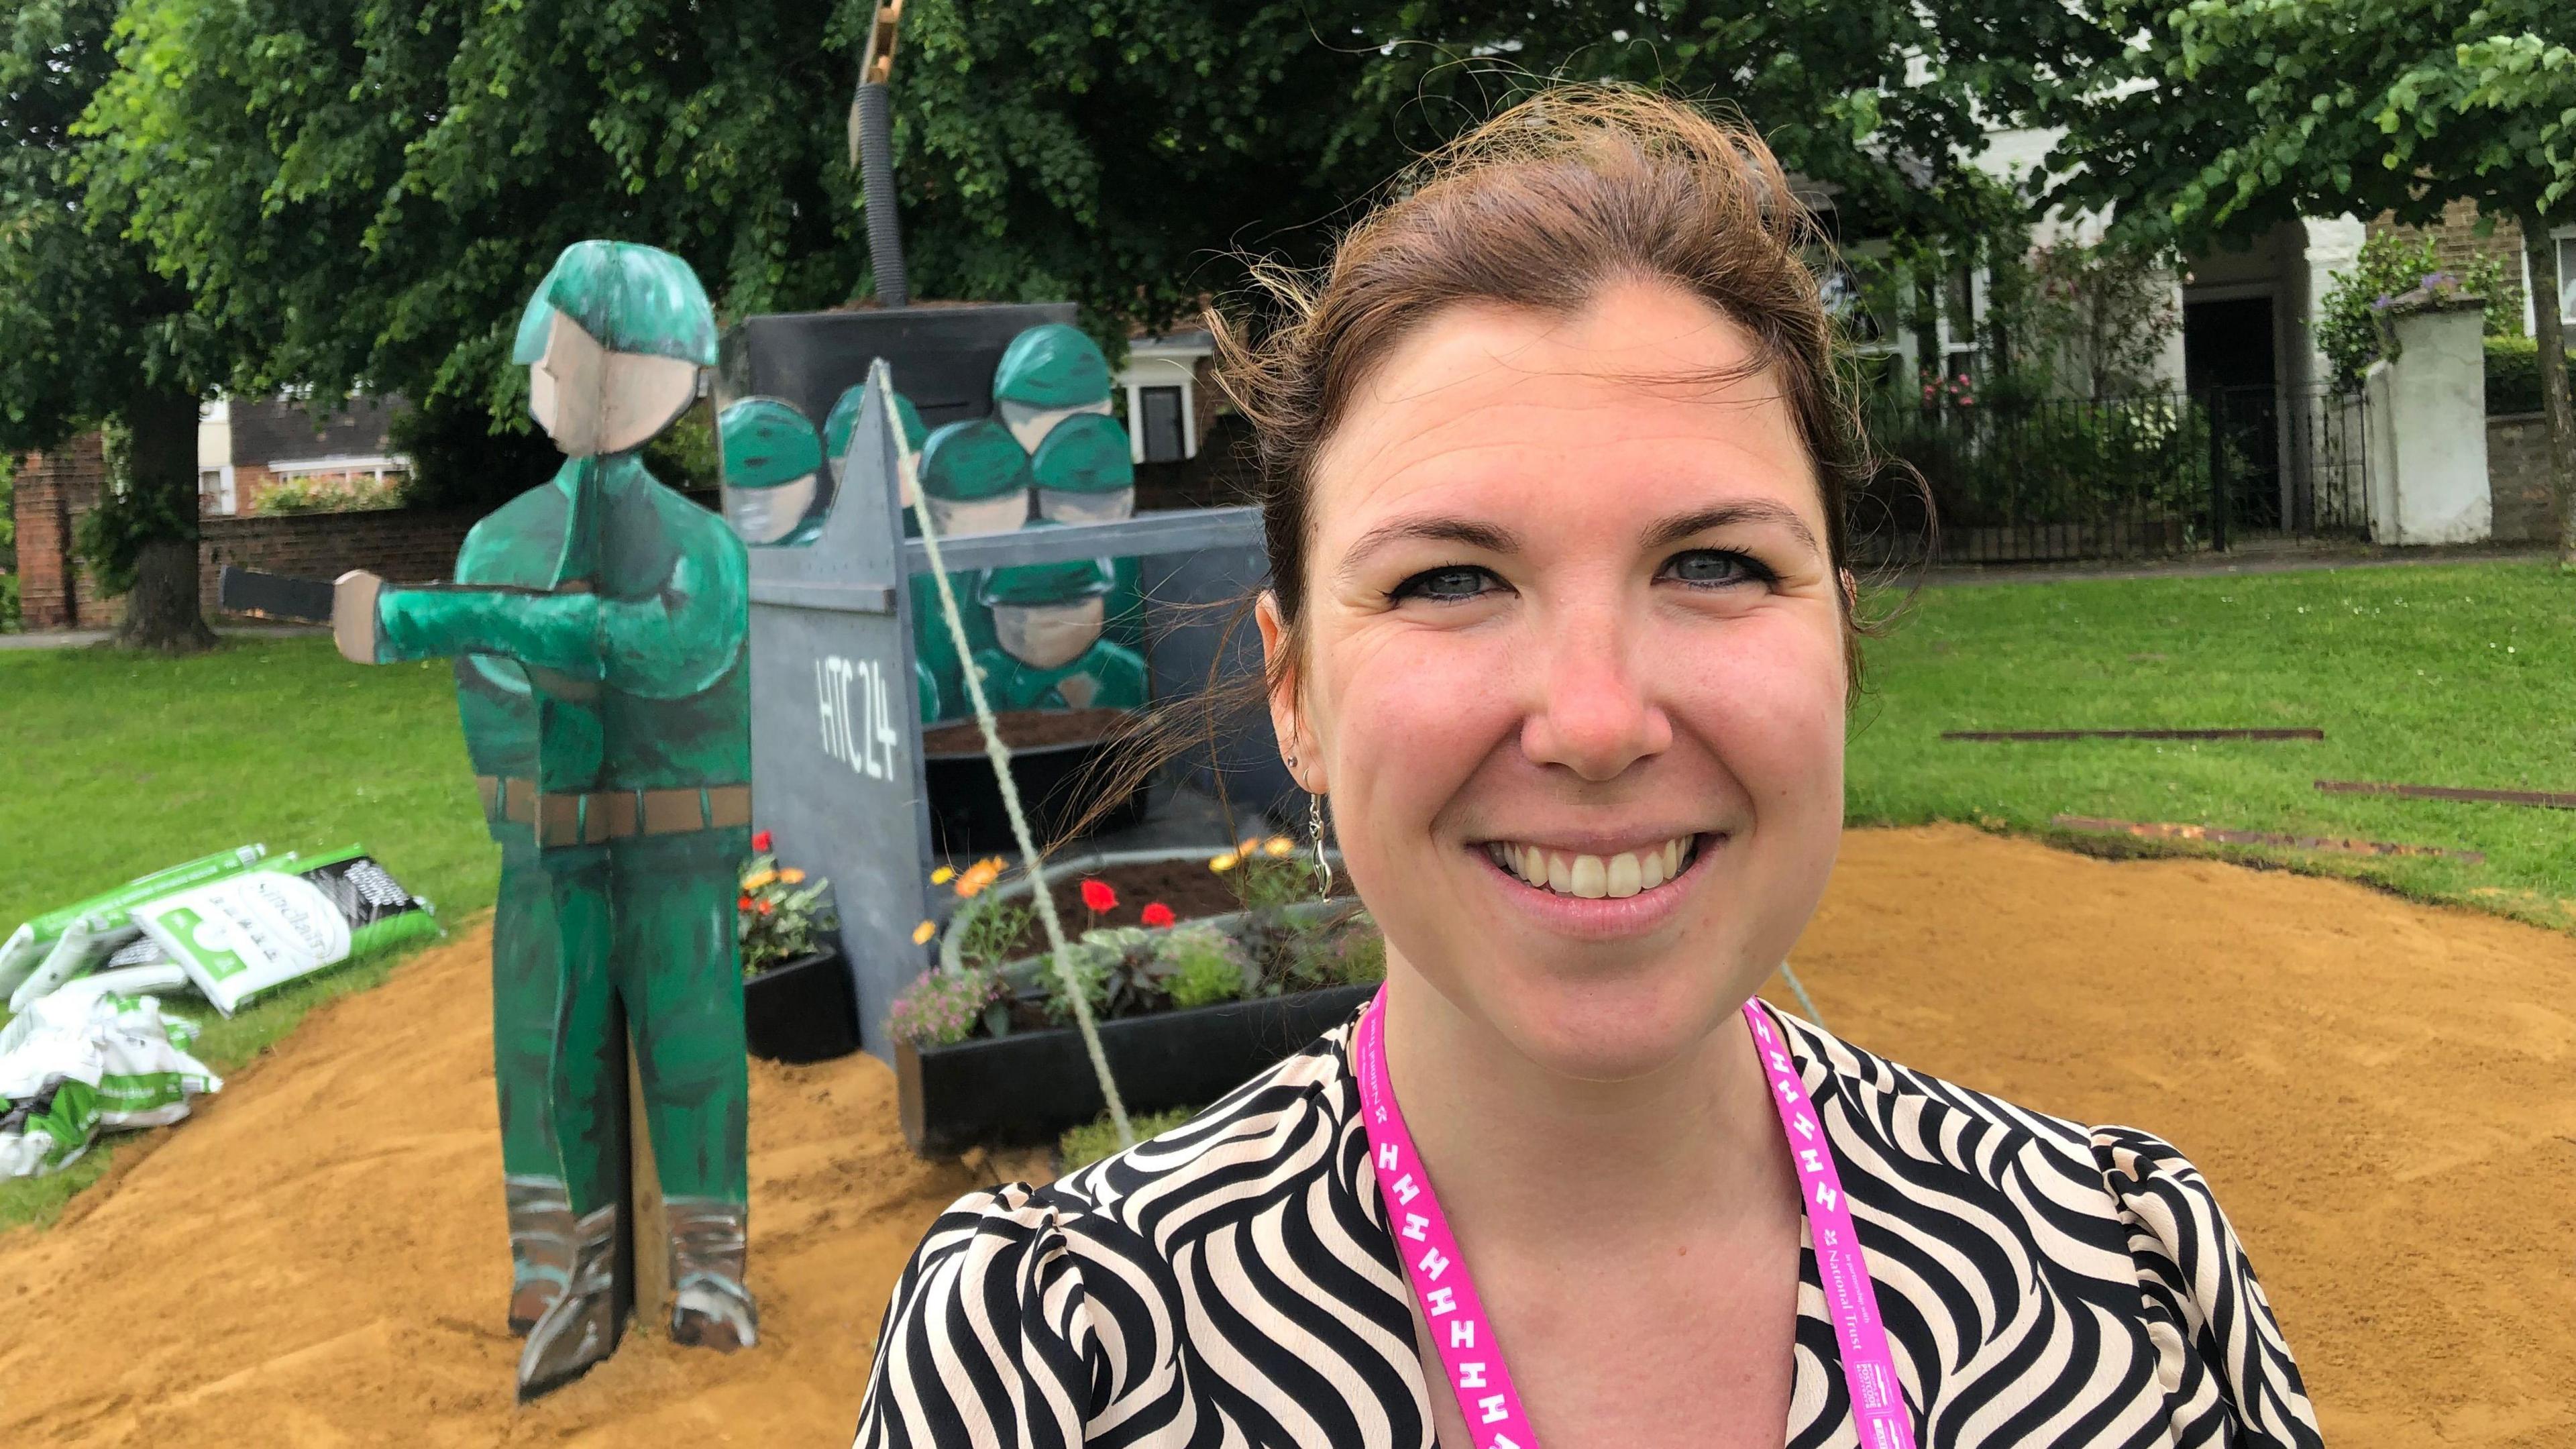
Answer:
[{"xmin": 1253, "ymin": 590, "xmax": 1323, "ymax": 793}]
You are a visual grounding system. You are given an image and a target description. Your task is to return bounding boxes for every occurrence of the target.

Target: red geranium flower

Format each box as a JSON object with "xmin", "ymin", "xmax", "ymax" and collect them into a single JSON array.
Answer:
[
  {"xmin": 1080, "ymin": 879, "xmax": 1118, "ymax": 913},
  {"xmin": 751, "ymin": 829, "xmax": 773, "ymax": 853},
  {"xmin": 737, "ymin": 895, "xmax": 755, "ymax": 911},
  {"xmin": 1140, "ymin": 902, "xmax": 1176, "ymax": 928}
]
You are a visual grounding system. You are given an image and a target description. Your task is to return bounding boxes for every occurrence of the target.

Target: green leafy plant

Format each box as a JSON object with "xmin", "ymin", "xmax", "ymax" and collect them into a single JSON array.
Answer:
[
  {"xmin": 888, "ymin": 965, "xmax": 1001, "ymax": 1050},
  {"xmin": 1059, "ymin": 1106, "xmax": 1197, "ymax": 1170},
  {"xmin": 1210, "ymin": 835, "xmax": 1312, "ymax": 913},
  {"xmin": 737, "ymin": 842, "xmax": 835, "ymax": 977},
  {"xmin": 2318, "ymin": 233, "xmax": 2514, "ymax": 389},
  {"xmin": 2486, "ymin": 336, "xmax": 2576, "ymax": 417},
  {"xmin": 1160, "ymin": 924, "xmax": 1254, "ymax": 1010}
]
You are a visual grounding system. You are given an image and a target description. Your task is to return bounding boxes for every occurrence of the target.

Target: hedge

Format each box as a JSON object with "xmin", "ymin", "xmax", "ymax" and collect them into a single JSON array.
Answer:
[{"xmin": 2488, "ymin": 337, "xmax": 2576, "ymax": 417}]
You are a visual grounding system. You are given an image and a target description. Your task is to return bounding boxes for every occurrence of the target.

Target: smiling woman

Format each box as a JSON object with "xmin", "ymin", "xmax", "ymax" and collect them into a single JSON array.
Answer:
[{"xmin": 853, "ymin": 87, "xmax": 2323, "ymax": 1449}]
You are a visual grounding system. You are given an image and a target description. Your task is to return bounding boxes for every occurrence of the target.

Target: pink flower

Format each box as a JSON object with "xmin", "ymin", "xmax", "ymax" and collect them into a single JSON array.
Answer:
[
  {"xmin": 1080, "ymin": 879, "xmax": 1118, "ymax": 914},
  {"xmin": 1140, "ymin": 902, "xmax": 1176, "ymax": 928}
]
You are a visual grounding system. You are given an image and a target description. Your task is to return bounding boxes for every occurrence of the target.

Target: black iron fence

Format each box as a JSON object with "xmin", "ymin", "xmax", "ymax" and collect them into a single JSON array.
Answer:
[{"xmin": 1853, "ymin": 387, "xmax": 2372, "ymax": 566}]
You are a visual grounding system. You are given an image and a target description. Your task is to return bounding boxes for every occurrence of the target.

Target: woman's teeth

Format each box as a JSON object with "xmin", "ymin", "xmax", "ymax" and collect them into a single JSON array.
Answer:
[{"xmin": 1485, "ymin": 837, "xmax": 1696, "ymax": 899}]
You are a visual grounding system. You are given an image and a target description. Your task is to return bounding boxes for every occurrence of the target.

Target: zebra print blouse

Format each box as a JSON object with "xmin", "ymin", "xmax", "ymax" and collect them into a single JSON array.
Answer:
[{"xmin": 855, "ymin": 1003, "xmax": 2324, "ymax": 1448}]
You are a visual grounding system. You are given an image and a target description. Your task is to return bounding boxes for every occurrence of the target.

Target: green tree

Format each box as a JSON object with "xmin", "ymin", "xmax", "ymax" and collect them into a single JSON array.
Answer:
[
  {"xmin": 2044, "ymin": 0, "xmax": 2576, "ymax": 562},
  {"xmin": 86, "ymin": 1, "xmax": 2086, "ymax": 470},
  {"xmin": 0, "ymin": 0, "xmax": 223, "ymax": 650}
]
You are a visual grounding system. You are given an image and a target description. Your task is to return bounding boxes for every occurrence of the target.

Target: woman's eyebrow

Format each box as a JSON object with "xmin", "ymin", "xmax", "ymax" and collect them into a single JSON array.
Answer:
[
  {"xmin": 1336, "ymin": 516, "xmax": 1523, "ymax": 582},
  {"xmin": 1644, "ymin": 502, "xmax": 1819, "ymax": 555}
]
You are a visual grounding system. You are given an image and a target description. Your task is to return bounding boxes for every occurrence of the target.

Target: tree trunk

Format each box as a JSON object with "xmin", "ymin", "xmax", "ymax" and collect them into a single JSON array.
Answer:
[
  {"xmin": 114, "ymin": 386, "xmax": 215, "ymax": 653},
  {"xmin": 2527, "ymin": 212, "xmax": 2576, "ymax": 569}
]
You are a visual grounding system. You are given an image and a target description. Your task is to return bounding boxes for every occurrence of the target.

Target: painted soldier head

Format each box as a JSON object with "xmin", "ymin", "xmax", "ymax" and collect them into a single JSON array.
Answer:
[
  {"xmin": 914, "ymin": 418, "xmax": 1032, "ymax": 537},
  {"xmin": 991, "ymin": 323, "xmax": 1114, "ymax": 452},
  {"xmin": 716, "ymin": 397, "xmax": 825, "ymax": 545},
  {"xmin": 1028, "ymin": 411, "xmax": 1136, "ymax": 525},
  {"xmin": 979, "ymin": 542, "xmax": 1114, "ymax": 670},
  {"xmin": 512, "ymin": 241, "xmax": 718, "ymax": 458}
]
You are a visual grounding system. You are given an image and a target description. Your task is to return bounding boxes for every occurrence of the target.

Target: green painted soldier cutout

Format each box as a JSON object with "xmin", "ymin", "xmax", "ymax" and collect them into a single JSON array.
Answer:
[
  {"xmin": 991, "ymin": 321, "xmax": 1114, "ymax": 451},
  {"xmin": 969, "ymin": 538, "xmax": 1150, "ymax": 712},
  {"xmin": 908, "ymin": 418, "xmax": 1028, "ymax": 720},
  {"xmin": 1027, "ymin": 409, "xmax": 1147, "ymax": 652},
  {"xmin": 719, "ymin": 397, "xmax": 826, "ymax": 547},
  {"xmin": 330, "ymin": 240, "xmax": 759, "ymax": 1400}
]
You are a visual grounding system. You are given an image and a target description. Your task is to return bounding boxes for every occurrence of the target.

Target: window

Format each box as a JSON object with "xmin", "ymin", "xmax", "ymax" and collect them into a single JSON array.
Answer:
[
  {"xmin": 1138, "ymin": 386, "xmax": 1185, "ymax": 464},
  {"xmin": 197, "ymin": 466, "xmax": 235, "ymax": 515}
]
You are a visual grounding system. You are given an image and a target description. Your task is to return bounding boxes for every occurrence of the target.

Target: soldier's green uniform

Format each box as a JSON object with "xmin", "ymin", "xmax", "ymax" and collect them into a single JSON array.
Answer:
[
  {"xmin": 1028, "ymin": 408, "xmax": 1147, "ymax": 653},
  {"xmin": 969, "ymin": 549, "xmax": 1150, "ymax": 712},
  {"xmin": 910, "ymin": 418, "xmax": 1029, "ymax": 720},
  {"xmin": 357, "ymin": 241, "xmax": 759, "ymax": 1399}
]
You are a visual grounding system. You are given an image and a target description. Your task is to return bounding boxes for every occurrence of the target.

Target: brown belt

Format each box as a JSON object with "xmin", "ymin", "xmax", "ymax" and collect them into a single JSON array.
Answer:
[{"xmin": 476, "ymin": 777, "xmax": 753, "ymax": 847}]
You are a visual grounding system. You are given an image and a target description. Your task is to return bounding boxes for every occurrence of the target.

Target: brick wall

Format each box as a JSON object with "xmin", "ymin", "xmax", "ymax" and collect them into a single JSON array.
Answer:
[
  {"xmin": 12, "ymin": 433, "xmax": 116, "ymax": 630},
  {"xmin": 2371, "ymin": 199, "xmax": 2529, "ymax": 322},
  {"xmin": 2489, "ymin": 413, "xmax": 2561, "ymax": 544},
  {"xmin": 198, "ymin": 508, "xmax": 480, "ymax": 616}
]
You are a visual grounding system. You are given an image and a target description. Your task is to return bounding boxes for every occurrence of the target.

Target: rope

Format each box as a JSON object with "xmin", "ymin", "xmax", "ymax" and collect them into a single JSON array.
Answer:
[
  {"xmin": 1779, "ymin": 959, "xmax": 1828, "ymax": 1030},
  {"xmin": 879, "ymin": 361, "xmax": 1134, "ymax": 1148}
]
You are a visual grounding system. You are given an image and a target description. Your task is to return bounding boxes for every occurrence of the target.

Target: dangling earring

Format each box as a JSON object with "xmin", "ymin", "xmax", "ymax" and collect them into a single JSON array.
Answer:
[{"xmin": 1309, "ymin": 791, "xmax": 1333, "ymax": 899}]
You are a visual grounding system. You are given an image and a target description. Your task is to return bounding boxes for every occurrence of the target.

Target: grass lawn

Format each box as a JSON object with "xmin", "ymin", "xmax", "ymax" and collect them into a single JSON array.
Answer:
[
  {"xmin": 1849, "ymin": 559, "xmax": 2576, "ymax": 926},
  {"xmin": 1, "ymin": 636, "xmax": 492, "ymax": 1230}
]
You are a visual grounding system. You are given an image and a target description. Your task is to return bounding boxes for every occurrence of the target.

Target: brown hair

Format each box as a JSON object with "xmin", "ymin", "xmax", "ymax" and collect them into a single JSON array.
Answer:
[{"xmin": 1214, "ymin": 83, "xmax": 1885, "ymax": 696}]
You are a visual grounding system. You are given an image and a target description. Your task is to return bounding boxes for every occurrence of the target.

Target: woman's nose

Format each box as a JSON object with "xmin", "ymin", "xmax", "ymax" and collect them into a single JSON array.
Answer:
[{"xmin": 1517, "ymin": 606, "xmax": 1672, "ymax": 782}]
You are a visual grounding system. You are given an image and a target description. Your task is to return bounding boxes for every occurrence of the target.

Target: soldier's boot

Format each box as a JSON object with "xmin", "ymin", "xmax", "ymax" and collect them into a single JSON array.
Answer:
[
  {"xmin": 516, "ymin": 1205, "xmax": 620, "ymax": 1401},
  {"xmin": 504, "ymin": 1175, "xmax": 575, "ymax": 1336},
  {"xmin": 666, "ymin": 1196, "xmax": 759, "ymax": 1351}
]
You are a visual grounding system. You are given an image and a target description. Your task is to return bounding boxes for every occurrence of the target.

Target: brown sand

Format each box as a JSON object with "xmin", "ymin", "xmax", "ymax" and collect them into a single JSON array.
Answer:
[{"xmin": 4, "ymin": 824, "xmax": 2571, "ymax": 1446}]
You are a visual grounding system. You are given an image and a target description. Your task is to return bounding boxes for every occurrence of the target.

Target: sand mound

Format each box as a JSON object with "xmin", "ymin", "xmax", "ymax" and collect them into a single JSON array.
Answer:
[{"xmin": 3, "ymin": 824, "xmax": 2570, "ymax": 1446}]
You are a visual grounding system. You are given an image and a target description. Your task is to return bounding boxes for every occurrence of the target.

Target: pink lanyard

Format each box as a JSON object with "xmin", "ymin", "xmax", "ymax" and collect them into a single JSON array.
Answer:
[{"xmin": 1352, "ymin": 989, "xmax": 1917, "ymax": 1449}]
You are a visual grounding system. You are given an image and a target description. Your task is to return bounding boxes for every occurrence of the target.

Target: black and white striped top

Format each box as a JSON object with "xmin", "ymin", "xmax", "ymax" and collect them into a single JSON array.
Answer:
[{"xmin": 855, "ymin": 1003, "xmax": 2323, "ymax": 1447}]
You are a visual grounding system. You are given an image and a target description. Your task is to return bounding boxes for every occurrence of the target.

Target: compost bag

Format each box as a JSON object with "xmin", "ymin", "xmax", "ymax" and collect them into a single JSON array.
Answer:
[
  {"xmin": 0, "ymin": 990, "xmax": 221, "ymax": 1179},
  {"xmin": 132, "ymin": 849, "xmax": 439, "ymax": 1016},
  {"xmin": 1, "ymin": 846, "xmax": 267, "ymax": 1009}
]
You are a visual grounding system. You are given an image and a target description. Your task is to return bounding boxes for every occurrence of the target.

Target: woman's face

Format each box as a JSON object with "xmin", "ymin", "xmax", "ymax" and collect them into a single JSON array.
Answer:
[{"xmin": 1262, "ymin": 280, "xmax": 1849, "ymax": 1083}]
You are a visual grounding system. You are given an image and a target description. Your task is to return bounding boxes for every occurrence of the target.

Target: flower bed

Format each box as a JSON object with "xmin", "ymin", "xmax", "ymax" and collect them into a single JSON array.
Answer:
[{"xmin": 887, "ymin": 841, "xmax": 1382, "ymax": 1153}]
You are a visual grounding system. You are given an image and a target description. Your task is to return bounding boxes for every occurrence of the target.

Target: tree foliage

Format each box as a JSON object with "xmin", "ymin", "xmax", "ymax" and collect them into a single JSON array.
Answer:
[{"xmin": 83, "ymin": 0, "xmax": 2095, "ymax": 441}]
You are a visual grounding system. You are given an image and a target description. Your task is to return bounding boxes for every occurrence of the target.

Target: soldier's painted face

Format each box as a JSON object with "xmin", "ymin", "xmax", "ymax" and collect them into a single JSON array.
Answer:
[
  {"xmin": 1035, "ymin": 487, "xmax": 1134, "ymax": 525},
  {"xmin": 527, "ymin": 310, "xmax": 702, "ymax": 457},
  {"xmin": 1259, "ymin": 279, "xmax": 1848, "ymax": 1090},
  {"xmin": 998, "ymin": 398, "xmax": 1112, "ymax": 453},
  {"xmin": 991, "ymin": 596, "xmax": 1105, "ymax": 669},
  {"xmin": 924, "ymin": 492, "xmax": 1029, "ymax": 538},
  {"xmin": 723, "ymin": 476, "xmax": 818, "ymax": 545}
]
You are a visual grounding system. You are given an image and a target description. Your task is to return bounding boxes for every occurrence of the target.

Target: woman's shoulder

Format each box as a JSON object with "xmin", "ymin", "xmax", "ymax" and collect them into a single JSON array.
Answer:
[
  {"xmin": 1774, "ymin": 1005, "xmax": 2322, "ymax": 1446},
  {"xmin": 1774, "ymin": 1002, "xmax": 2201, "ymax": 1195}
]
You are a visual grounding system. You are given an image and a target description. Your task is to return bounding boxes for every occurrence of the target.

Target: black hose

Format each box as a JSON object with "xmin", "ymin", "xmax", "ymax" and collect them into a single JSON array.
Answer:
[{"xmin": 855, "ymin": 81, "xmax": 908, "ymax": 309}]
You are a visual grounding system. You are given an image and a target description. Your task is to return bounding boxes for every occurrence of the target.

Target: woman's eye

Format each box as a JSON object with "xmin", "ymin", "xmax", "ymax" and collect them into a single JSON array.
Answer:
[
  {"xmin": 1391, "ymin": 566, "xmax": 1499, "ymax": 602},
  {"xmin": 1661, "ymin": 549, "xmax": 1772, "ymax": 588}
]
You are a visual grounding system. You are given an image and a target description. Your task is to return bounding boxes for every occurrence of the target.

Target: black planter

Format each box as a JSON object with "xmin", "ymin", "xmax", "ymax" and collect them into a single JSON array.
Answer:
[
  {"xmin": 896, "ymin": 983, "xmax": 1375, "ymax": 1155},
  {"xmin": 925, "ymin": 736, "xmax": 1150, "ymax": 855},
  {"xmin": 743, "ymin": 948, "xmax": 862, "ymax": 1063}
]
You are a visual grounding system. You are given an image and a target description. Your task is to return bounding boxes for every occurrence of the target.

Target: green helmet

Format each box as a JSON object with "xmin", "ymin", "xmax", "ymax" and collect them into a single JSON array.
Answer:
[
  {"xmin": 718, "ymin": 398, "xmax": 823, "ymax": 488},
  {"xmin": 993, "ymin": 323, "xmax": 1112, "ymax": 409},
  {"xmin": 979, "ymin": 529, "xmax": 1114, "ymax": 606},
  {"xmin": 825, "ymin": 382, "xmax": 925, "ymax": 466},
  {"xmin": 916, "ymin": 418, "xmax": 1033, "ymax": 502},
  {"xmin": 511, "ymin": 240, "xmax": 718, "ymax": 366},
  {"xmin": 1029, "ymin": 412, "xmax": 1135, "ymax": 494}
]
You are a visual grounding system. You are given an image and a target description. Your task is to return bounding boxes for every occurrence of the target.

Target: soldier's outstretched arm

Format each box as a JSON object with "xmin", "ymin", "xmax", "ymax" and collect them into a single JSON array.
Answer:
[{"xmin": 342, "ymin": 539, "xmax": 745, "ymax": 699}]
